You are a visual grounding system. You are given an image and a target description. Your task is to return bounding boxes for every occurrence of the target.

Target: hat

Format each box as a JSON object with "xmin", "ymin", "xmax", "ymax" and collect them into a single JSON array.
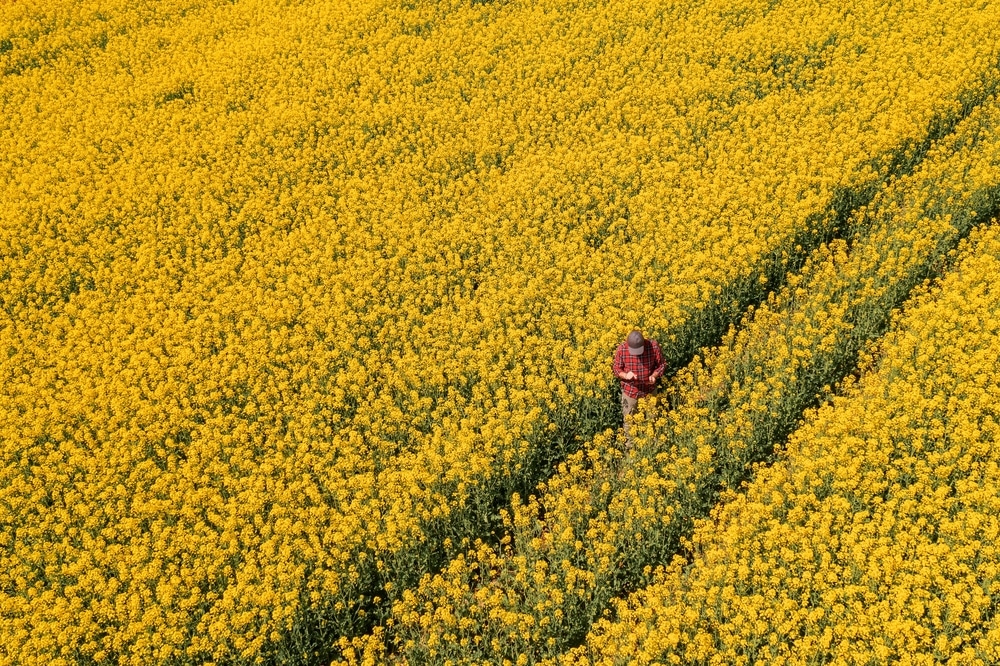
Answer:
[{"xmin": 627, "ymin": 330, "xmax": 645, "ymax": 356}]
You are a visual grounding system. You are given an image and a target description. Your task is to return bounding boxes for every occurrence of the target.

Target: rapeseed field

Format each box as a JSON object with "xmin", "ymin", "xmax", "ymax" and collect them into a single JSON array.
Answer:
[
  {"xmin": 564, "ymin": 222, "xmax": 1000, "ymax": 666},
  {"xmin": 1, "ymin": 0, "xmax": 999, "ymax": 664}
]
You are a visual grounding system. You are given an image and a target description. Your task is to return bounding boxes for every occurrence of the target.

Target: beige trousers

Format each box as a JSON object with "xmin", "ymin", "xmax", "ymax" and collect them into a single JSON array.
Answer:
[{"xmin": 621, "ymin": 391, "xmax": 638, "ymax": 446}]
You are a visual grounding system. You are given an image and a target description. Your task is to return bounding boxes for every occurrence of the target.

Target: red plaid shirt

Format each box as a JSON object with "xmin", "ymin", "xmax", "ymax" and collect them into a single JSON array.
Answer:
[{"xmin": 613, "ymin": 338, "xmax": 666, "ymax": 399}]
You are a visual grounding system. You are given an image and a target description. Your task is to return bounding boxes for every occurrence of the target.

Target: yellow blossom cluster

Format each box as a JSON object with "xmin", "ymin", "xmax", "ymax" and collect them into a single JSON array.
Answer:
[
  {"xmin": 563, "ymin": 221, "xmax": 1000, "ymax": 665},
  {"xmin": 354, "ymin": 93, "xmax": 1000, "ymax": 665},
  {"xmin": 3, "ymin": 0, "xmax": 1000, "ymax": 663}
]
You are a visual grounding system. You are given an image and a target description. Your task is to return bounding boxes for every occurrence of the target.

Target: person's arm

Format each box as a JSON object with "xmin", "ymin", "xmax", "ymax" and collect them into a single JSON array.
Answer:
[
  {"xmin": 614, "ymin": 345, "xmax": 637, "ymax": 380},
  {"xmin": 649, "ymin": 342, "xmax": 666, "ymax": 382}
]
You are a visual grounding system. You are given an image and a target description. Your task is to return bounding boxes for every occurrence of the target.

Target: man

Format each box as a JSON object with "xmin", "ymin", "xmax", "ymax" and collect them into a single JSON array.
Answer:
[{"xmin": 612, "ymin": 329, "xmax": 666, "ymax": 446}]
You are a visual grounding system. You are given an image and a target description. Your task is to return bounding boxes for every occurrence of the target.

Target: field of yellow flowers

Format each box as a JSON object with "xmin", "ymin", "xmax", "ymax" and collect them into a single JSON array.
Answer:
[
  {"xmin": 563, "ymin": 221, "xmax": 1000, "ymax": 666},
  {"xmin": 2, "ymin": 0, "xmax": 1000, "ymax": 664},
  {"xmin": 356, "ymin": 92, "xmax": 1000, "ymax": 666}
]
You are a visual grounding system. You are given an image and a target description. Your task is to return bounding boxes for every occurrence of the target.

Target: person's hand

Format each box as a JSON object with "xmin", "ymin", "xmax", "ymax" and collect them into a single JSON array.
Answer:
[
  {"xmin": 623, "ymin": 371, "xmax": 636, "ymax": 380},
  {"xmin": 648, "ymin": 372, "xmax": 660, "ymax": 383}
]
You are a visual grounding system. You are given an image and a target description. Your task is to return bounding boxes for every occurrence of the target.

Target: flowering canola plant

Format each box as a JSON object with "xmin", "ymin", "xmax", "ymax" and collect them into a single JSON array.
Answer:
[{"xmin": 2, "ymin": 0, "xmax": 1000, "ymax": 663}]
